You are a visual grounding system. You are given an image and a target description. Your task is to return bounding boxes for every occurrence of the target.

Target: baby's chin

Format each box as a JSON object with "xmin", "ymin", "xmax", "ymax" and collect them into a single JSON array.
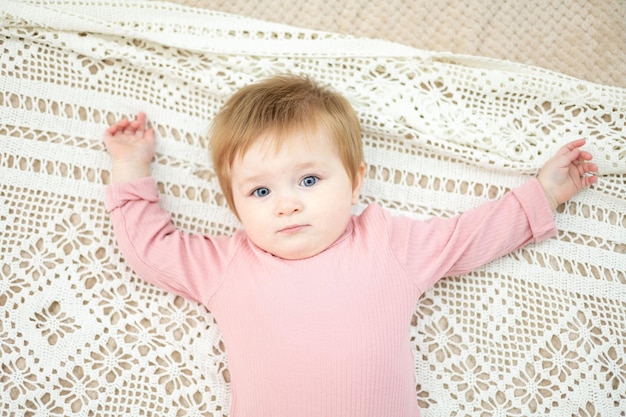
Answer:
[
  {"xmin": 250, "ymin": 222, "xmax": 351, "ymax": 260},
  {"xmin": 258, "ymin": 237, "xmax": 331, "ymax": 261},
  {"xmin": 266, "ymin": 246, "xmax": 325, "ymax": 261}
]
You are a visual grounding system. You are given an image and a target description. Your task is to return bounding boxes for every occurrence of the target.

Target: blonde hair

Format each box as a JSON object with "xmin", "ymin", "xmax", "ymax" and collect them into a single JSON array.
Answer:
[{"xmin": 209, "ymin": 74, "xmax": 364, "ymax": 217}]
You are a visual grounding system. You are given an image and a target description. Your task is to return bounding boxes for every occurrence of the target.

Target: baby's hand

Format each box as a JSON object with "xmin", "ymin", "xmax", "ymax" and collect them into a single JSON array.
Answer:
[
  {"xmin": 104, "ymin": 112, "xmax": 154, "ymax": 163},
  {"xmin": 104, "ymin": 112, "xmax": 155, "ymax": 183},
  {"xmin": 537, "ymin": 139, "xmax": 598, "ymax": 211}
]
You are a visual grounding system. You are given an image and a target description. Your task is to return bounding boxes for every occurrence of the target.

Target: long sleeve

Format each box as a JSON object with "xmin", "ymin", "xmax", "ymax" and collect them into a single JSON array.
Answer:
[
  {"xmin": 105, "ymin": 177, "xmax": 237, "ymax": 306},
  {"xmin": 388, "ymin": 178, "xmax": 557, "ymax": 292}
]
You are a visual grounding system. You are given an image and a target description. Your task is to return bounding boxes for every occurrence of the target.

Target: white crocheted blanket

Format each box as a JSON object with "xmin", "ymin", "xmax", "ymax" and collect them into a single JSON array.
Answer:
[{"xmin": 1, "ymin": 1, "xmax": 625, "ymax": 416}]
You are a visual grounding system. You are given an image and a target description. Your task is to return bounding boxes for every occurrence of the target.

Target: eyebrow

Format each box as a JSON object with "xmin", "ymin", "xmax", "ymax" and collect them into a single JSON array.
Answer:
[{"xmin": 236, "ymin": 161, "xmax": 322, "ymax": 189}]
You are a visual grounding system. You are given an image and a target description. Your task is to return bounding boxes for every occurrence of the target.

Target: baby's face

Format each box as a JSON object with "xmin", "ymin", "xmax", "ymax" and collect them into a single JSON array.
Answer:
[{"xmin": 230, "ymin": 129, "xmax": 364, "ymax": 260}]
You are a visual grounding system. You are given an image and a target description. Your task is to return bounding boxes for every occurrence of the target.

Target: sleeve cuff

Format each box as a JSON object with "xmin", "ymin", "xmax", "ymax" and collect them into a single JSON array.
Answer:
[
  {"xmin": 105, "ymin": 177, "xmax": 159, "ymax": 212},
  {"xmin": 512, "ymin": 178, "xmax": 557, "ymax": 242}
]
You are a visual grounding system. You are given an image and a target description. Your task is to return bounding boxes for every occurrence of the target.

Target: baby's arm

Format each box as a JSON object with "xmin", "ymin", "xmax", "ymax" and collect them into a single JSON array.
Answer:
[
  {"xmin": 394, "ymin": 139, "xmax": 598, "ymax": 289},
  {"xmin": 103, "ymin": 113, "xmax": 231, "ymax": 305},
  {"xmin": 104, "ymin": 112, "xmax": 155, "ymax": 183},
  {"xmin": 537, "ymin": 139, "xmax": 598, "ymax": 211}
]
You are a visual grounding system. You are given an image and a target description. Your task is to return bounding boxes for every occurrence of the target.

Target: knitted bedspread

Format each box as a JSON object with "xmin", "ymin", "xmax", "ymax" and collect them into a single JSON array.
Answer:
[
  {"xmin": 177, "ymin": 0, "xmax": 626, "ymax": 89},
  {"xmin": 1, "ymin": 1, "xmax": 625, "ymax": 416}
]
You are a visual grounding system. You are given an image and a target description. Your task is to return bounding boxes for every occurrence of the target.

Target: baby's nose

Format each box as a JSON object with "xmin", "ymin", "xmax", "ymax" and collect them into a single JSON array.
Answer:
[{"xmin": 276, "ymin": 194, "xmax": 302, "ymax": 216}]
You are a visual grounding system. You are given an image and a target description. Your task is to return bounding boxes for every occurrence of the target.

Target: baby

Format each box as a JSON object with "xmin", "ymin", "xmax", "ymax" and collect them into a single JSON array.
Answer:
[{"xmin": 104, "ymin": 74, "xmax": 597, "ymax": 417}]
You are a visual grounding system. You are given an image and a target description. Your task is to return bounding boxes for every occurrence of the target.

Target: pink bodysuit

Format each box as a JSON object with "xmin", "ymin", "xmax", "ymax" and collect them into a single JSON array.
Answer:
[{"xmin": 106, "ymin": 177, "xmax": 556, "ymax": 417}]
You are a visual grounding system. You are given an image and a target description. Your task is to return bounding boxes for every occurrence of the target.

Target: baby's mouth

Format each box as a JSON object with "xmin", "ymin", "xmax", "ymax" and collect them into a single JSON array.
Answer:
[{"xmin": 278, "ymin": 224, "xmax": 308, "ymax": 234}]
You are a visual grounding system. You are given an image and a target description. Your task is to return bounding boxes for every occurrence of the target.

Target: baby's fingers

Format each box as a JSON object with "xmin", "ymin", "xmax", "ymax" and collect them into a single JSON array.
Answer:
[
  {"xmin": 143, "ymin": 128, "xmax": 155, "ymax": 145},
  {"xmin": 126, "ymin": 113, "xmax": 149, "ymax": 137},
  {"xmin": 562, "ymin": 138, "xmax": 587, "ymax": 152},
  {"xmin": 578, "ymin": 160, "xmax": 598, "ymax": 180},
  {"xmin": 105, "ymin": 118, "xmax": 131, "ymax": 136},
  {"xmin": 580, "ymin": 167, "xmax": 599, "ymax": 187},
  {"xmin": 124, "ymin": 120, "xmax": 141, "ymax": 136},
  {"xmin": 577, "ymin": 150, "xmax": 594, "ymax": 162}
]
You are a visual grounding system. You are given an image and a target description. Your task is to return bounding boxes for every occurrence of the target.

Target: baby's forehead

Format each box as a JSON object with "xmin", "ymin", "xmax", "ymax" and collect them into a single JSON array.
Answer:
[
  {"xmin": 239, "ymin": 125, "xmax": 336, "ymax": 158},
  {"xmin": 232, "ymin": 131, "xmax": 340, "ymax": 180}
]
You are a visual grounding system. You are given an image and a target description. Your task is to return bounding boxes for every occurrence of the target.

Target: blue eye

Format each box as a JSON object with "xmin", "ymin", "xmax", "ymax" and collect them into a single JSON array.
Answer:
[
  {"xmin": 300, "ymin": 176, "xmax": 318, "ymax": 187},
  {"xmin": 252, "ymin": 187, "xmax": 270, "ymax": 197}
]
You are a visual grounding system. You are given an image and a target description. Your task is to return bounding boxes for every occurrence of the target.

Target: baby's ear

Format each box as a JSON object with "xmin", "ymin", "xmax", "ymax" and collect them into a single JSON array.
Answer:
[{"xmin": 351, "ymin": 162, "xmax": 366, "ymax": 205}]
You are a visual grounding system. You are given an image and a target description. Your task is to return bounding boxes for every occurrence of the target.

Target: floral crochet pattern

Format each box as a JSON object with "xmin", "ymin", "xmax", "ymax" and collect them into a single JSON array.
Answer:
[{"xmin": 1, "ymin": 1, "xmax": 625, "ymax": 416}]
